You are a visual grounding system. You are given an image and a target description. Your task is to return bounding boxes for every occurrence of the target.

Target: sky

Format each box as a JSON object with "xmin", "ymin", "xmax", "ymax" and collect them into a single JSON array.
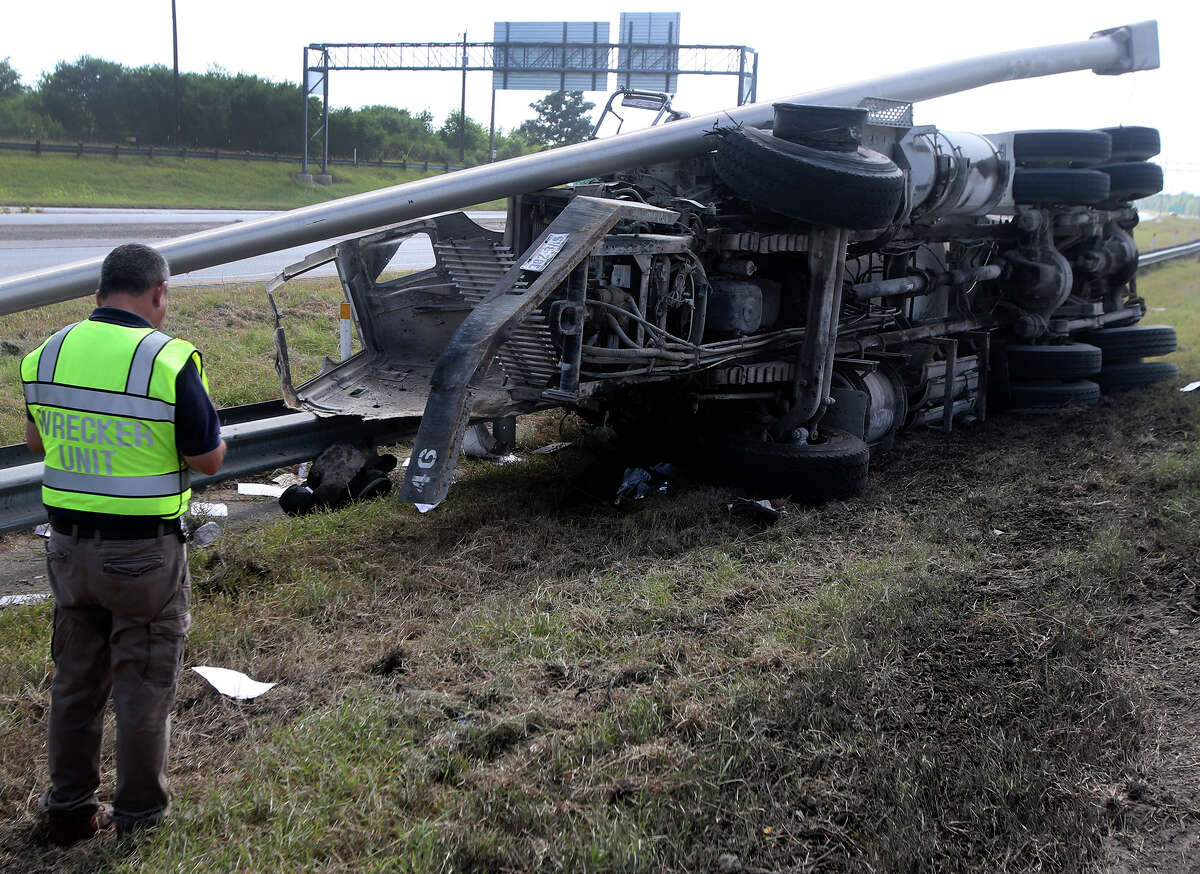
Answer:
[{"xmin": 5, "ymin": 0, "xmax": 1198, "ymax": 192}]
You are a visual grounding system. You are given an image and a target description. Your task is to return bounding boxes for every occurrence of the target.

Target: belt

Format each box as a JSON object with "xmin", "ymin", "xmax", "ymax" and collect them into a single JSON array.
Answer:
[{"xmin": 50, "ymin": 517, "xmax": 181, "ymax": 540}]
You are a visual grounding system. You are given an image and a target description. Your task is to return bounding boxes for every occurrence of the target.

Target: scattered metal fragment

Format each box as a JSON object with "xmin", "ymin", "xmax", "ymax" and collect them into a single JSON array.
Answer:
[
  {"xmin": 615, "ymin": 463, "xmax": 676, "ymax": 508},
  {"xmin": 189, "ymin": 521, "xmax": 221, "ymax": 548},
  {"xmin": 0, "ymin": 592, "xmax": 51, "ymax": 608},
  {"xmin": 533, "ymin": 442, "xmax": 573, "ymax": 455},
  {"xmin": 728, "ymin": 498, "xmax": 782, "ymax": 525}
]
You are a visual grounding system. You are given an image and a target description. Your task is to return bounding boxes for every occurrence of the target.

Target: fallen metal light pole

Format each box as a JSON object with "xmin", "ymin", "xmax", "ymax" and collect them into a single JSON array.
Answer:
[{"xmin": 0, "ymin": 21, "xmax": 1157, "ymax": 316}]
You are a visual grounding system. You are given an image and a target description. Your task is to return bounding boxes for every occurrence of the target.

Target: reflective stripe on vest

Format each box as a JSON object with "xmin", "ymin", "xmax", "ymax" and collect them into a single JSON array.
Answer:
[
  {"xmin": 36, "ymin": 323, "xmax": 80, "ymax": 382},
  {"xmin": 126, "ymin": 331, "xmax": 173, "ymax": 395},
  {"xmin": 24, "ymin": 383, "xmax": 175, "ymax": 422},
  {"xmin": 43, "ymin": 467, "xmax": 190, "ymax": 497}
]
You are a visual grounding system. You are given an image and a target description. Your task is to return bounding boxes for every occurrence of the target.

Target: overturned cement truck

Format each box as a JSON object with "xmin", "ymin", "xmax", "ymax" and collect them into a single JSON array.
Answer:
[
  {"xmin": 271, "ymin": 22, "xmax": 1168, "ymax": 506},
  {"xmin": 0, "ymin": 21, "xmax": 1170, "ymax": 507}
]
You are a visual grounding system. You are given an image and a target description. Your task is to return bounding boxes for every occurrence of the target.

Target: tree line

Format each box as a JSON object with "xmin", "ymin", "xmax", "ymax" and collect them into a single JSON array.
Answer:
[
  {"xmin": 0, "ymin": 57, "xmax": 595, "ymax": 166},
  {"xmin": 1140, "ymin": 192, "xmax": 1200, "ymax": 218}
]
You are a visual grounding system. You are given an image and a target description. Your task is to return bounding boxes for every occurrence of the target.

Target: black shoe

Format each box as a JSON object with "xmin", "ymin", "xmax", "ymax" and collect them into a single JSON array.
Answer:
[{"xmin": 45, "ymin": 806, "xmax": 112, "ymax": 846}]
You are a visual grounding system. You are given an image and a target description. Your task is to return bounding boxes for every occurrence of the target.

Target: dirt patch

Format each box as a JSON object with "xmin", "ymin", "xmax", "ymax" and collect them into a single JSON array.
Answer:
[
  {"xmin": 3, "ymin": 395, "xmax": 1200, "ymax": 871},
  {"xmin": 0, "ymin": 484, "xmax": 286, "ymax": 599},
  {"xmin": 1105, "ymin": 565, "xmax": 1200, "ymax": 872}
]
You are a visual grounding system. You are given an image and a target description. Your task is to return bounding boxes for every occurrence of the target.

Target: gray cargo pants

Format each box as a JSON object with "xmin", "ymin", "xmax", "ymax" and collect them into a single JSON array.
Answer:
[{"xmin": 39, "ymin": 526, "xmax": 190, "ymax": 829}]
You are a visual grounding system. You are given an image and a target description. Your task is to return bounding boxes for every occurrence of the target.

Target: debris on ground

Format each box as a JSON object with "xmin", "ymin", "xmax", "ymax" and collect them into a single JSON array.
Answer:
[
  {"xmin": 191, "ymin": 666, "xmax": 276, "ymax": 700},
  {"xmin": 0, "ymin": 592, "xmax": 51, "ymax": 608},
  {"xmin": 272, "ymin": 462, "xmax": 312, "ymax": 489},
  {"xmin": 727, "ymin": 497, "xmax": 782, "ymax": 525},
  {"xmin": 187, "ymin": 521, "xmax": 221, "ymax": 549},
  {"xmin": 278, "ymin": 441, "xmax": 398, "ymax": 515},
  {"xmin": 190, "ymin": 502, "xmax": 228, "ymax": 517},
  {"xmin": 33, "ymin": 523, "xmax": 50, "ymax": 538},
  {"xmin": 1181, "ymin": 381, "xmax": 1200, "ymax": 392},
  {"xmin": 532, "ymin": 441, "xmax": 572, "ymax": 455},
  {"xmin": 238, "ymin": 482, "xmax": 285, "ymax": 498},
  {"xmin": 614, "ymin": 462, "xmax": 677, "ymax": 508}
]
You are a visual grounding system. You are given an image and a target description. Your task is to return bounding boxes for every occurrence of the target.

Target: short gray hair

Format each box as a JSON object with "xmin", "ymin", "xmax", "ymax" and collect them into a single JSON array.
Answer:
[{"xmin": 99, "ymin": 244, "xmax": 170, "ymax": 298}]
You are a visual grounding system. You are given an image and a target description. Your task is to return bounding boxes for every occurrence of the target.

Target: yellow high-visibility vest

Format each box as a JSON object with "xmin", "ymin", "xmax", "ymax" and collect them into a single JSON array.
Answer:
[{"xmin": 21, "ymin": 319, "xmax": 207, "ymax": 519}]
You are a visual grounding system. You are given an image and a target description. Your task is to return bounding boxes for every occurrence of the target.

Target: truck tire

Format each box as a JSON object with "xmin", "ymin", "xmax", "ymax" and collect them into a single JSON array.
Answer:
[
  {"xmin": 1079, "ymin": 324, "xmax": 1177, "ymax": 363},
  {"xmin": 1098, "ymin": 126, "xmax": 1160, "ymax": 162},
  {"xmin": 1011, "ymin": 169, "xmax": 1110, "ymax": 205},
  {"xmin": 1006, "ymin": 343, "xmax": 1102, "ymax": 380},
  {"xmin": 1095, "ymin": 360, "xmax": 1179, "ymax": 393},
  {"xmin": 1010, "ymin": 130, "xmax": 1112, "ymax": 166},
  {"xmin": 716, "ymin": 126, "xmax": 905, "ymax": 229},
  {"xmin": 1093, "ymin": 162, "xmax": 1164, "ymax": 202},
  {"xmin": 703, "ymin": 428, "xmax": 870, "ymax": 502},
  {"xmin": 1009, "ymin": 380, "xmax": 1100, "ymax": 411}
]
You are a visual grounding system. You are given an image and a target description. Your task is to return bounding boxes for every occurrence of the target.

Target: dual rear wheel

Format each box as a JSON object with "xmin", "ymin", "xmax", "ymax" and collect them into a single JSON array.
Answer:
[
  {"xmin": 1008, "ymin": 126, "xmax": 1163, "ymax": 206},
  {"xmin": 1005, "ymin": 325, "xmax": 1178, "ymax": 410}
]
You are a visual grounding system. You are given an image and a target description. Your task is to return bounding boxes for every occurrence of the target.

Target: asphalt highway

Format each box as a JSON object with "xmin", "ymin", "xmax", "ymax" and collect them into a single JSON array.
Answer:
[{"xmin": 0, "ymin": 207, "xmax": 506, "ymax": 286}]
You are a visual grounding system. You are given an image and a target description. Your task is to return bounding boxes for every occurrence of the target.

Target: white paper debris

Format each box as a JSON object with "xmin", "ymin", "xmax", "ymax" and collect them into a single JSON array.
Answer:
[
  {"xmin": 190, "ymin": 502, "xmax": 228, "ymax": 517},
  {"xmin": 1181, "ymin": 382, "xmax": 1200, "ymax": 393},
  {"xmin": 272, "ymin": 473, "xmax": 301, "ymax": 488},
  {"xmin": 192, "ymin": 666, "xmax": 276, "ymax": 700},
  {"xmin": 237, "ymin": 482, "xmax": 285, "ymax": 498},
  {"xmin": 401, "ymin": 456, "xmax": 411, "ymax": 468},
  {"xmin": 494, "ymin": 453, "xmax": 522, "ymax": 465},
  {"xmin": 0, "ymin": 592, "xmax": 51, "ymax": 608},
  {"xmin": 297, "ymin": 462, "xmax": 311, "ymax": 480},
  {"xmin": 414, "ymin": 502, "xmax": 439, "ymax": 514},
  {"xmin": 992, "ymin": 529, "xmax": 1005, "ymax": 536},
  {"xmin": 34, "ymin": 523, "xmax": 51, "ymax": 538},
  {"xmin": 532, "ymin": 441, "xmax": 572, "ymax": 455}
]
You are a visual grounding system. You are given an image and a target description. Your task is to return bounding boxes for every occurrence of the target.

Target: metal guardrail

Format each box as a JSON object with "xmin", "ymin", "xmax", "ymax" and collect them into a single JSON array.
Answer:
[
  {"xmin": 1139, "ymin": 238, "xmax": 1200, "ymax": 267},
  {"xmin": 0, "ymin": 140, "xmax": 466, "ymax": 174},
  {"xmin": 0, "ymin": 406, "xmax": 417, "ymax": 534},
  {"xmin": 1, "ymin": 238, "xmax": 1198, "ymax": 535}
]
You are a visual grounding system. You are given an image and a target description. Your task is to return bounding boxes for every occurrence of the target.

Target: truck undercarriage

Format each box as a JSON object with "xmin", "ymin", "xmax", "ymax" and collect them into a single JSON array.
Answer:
[{"xmin": 271, "ymin": 95, "xmax": 1171, "ymax": 508}]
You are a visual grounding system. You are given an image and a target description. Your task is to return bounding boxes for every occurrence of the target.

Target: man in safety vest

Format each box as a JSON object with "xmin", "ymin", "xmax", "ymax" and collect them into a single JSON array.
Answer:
[{"xmin": 21, "ymin": 243, "xmax": 226, "ymax": 845}]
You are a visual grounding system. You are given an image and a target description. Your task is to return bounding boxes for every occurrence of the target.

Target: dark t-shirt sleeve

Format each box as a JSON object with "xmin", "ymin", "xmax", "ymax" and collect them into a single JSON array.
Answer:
[{"xmin": 174, "ymin": 358, "xmax": 222, "ymax": 456}]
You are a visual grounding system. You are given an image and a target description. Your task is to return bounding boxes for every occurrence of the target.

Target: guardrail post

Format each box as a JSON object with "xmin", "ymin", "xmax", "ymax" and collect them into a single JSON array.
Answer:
[
  {"xmin": 423, "ymin": 160, "xmax": 428, "ymax": 172},
  {"xmin": 76, "ymin": 142, "xmax": 83, "ymax": 158},
  {"xmin": 113, "ymin": 144, "xmax": 119, "ymax": 159},
  {"xmin": 34, "ymin": 139, "xmax": 40, "ymax": 156},
  {"xmin": 180, "ymin": 146, "xmax": 187, "ymax": 160},
  {"xmin": 400, "ymin": 158, "xmax": 405, "ymax": 170},
  {"xmin": 443, "ymin": 161, "xmax": 449, "ymax": 172},
  {"xmin": 339, "ymin": 302, "xmax": 353, "ymax": 360},
  {"xmin": 148, "ymin": 145, "xmax": 154, "ymax": 160}
]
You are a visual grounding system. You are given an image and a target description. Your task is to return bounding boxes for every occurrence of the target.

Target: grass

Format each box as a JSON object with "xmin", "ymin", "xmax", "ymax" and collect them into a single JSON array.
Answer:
[
  {"xmin": 1133, "ymin": 212, "xmax": 1200, "ymax": 251},
  {"xmin": 0, "ymin": 152, "xmax": 508, "ymax": 211},
  {"xmin": 5, "ymin": 379, "xmax": 1182, "ymax": 871},
  {"xmin": 0, "ymin": 261, "xmax": 1198, "ymax": 870},
  {"xmin": 0, "ymin": 278, "xmax": 354, "ymax": 443}
]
